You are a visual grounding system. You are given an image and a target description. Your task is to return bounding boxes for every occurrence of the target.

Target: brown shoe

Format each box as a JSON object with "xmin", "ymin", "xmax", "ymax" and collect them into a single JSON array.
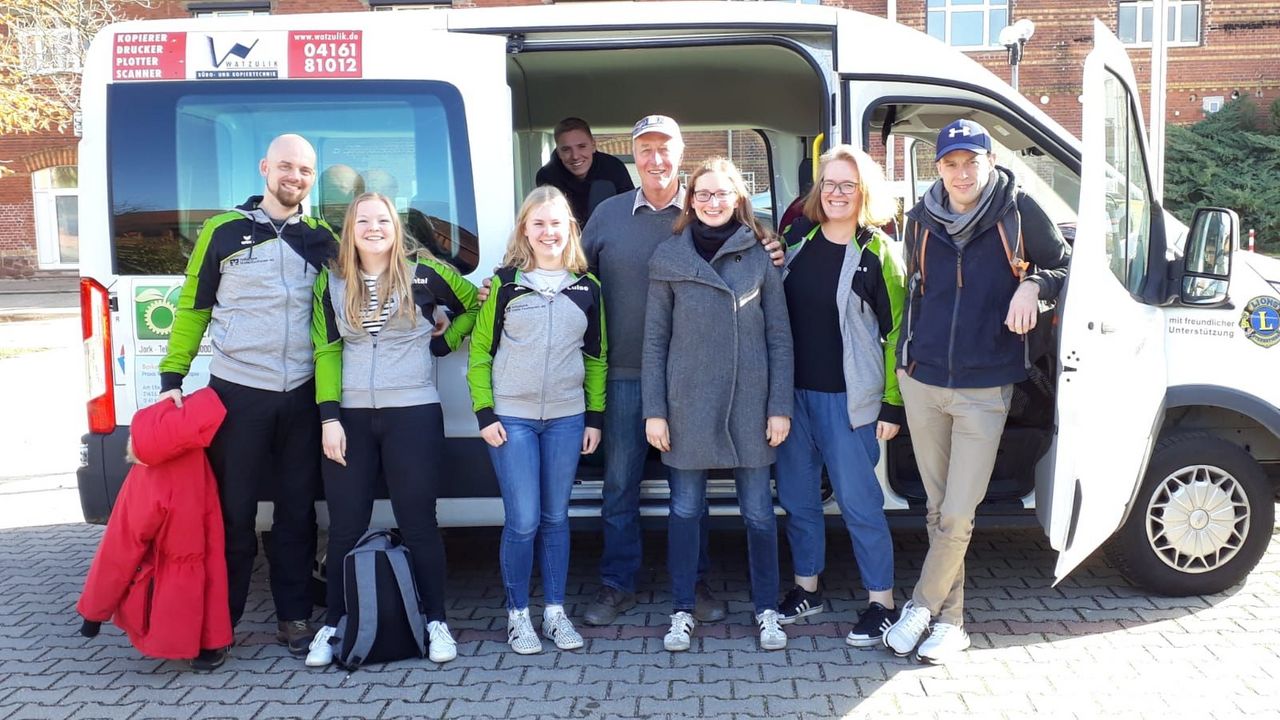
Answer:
[
  {"xmin": 582, "ymin": 586, "xmax": 636, "ymax": 626},
  {"xmin": 277, "ymin": 619, "xmax": 314, "ymax": 656},
  {"xmin": 693, "ymin": 581, "xmax": 727, "ymax": 623}
]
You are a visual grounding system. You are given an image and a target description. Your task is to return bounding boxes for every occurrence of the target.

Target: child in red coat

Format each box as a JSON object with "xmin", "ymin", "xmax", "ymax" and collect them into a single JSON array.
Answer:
[{"xmin": 77, "ymin": 387, "xmax": 234, "ymax": 670}]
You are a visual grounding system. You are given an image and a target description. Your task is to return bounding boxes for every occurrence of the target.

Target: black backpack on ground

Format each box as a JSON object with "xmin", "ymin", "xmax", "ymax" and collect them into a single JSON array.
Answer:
[{"xmin": 332, "ymin": 529, "xmax": 427, "ymax": 670}]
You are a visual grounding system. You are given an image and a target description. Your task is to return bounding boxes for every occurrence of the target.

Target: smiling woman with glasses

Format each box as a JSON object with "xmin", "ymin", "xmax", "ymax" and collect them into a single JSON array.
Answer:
[
  {"xmin": 774, "ymin": 145, "xmax": 907, "ymax": 648},
  {"xmin": 641, "ymin": 157, "xmax": 794, "ymax": 654}
]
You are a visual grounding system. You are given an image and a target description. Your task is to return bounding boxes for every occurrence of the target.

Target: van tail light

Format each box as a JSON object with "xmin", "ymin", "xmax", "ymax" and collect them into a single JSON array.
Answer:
[{"xmin": 81, "ymin": 277, "xmax": 116, "ymax": 434}]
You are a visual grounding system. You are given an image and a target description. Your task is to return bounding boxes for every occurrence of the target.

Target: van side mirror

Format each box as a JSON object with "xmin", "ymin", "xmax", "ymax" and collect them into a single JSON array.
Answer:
[{"xmin": 1179, "ymin": 207, "xmax": 1238, "ymax": 306}]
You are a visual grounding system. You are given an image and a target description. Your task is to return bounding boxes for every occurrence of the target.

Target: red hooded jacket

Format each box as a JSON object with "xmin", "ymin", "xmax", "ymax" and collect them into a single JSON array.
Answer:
[{"xmin": 77, "ymin": 388, "xmax": 233, "ymax": 659}]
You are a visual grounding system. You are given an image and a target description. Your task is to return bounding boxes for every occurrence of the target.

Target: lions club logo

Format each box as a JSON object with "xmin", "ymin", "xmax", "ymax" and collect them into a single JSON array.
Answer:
[{"xmin": 1240, "ymin": 296, "xmax": 1280, "ymax": 349}]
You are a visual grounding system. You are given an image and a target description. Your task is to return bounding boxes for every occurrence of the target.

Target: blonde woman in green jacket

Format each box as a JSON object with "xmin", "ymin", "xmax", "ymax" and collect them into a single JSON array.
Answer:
[
  {"xmin": 467, "ymin": 186, "xmax": 606, "ymax": 656},
  {"xmin": 308, "ymin": 192, "xmax": 479, "ymax": 668},
  {"xmin": 775, "ymin": 146, "xmax": 907, "ymax": 647}
]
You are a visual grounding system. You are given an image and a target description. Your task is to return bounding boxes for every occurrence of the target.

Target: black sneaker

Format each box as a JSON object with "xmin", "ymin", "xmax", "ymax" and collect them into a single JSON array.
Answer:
[
  {"xmin": 190, "ymin": 647, "xmax": 228, "ymax": 672},
  {"xmin": 845, "ymin": 602, "xmax": 898, "ymax": 647},
  {"xmin": 777, "ymin": 585, "xmax": 825, "ymax": 625}
]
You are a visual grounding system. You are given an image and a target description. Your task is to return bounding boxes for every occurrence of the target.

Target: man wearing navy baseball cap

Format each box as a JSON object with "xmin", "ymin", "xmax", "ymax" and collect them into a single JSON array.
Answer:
[{"xmin": 881, "ymin": 118, "xmax": 1070, "ymax": 664}]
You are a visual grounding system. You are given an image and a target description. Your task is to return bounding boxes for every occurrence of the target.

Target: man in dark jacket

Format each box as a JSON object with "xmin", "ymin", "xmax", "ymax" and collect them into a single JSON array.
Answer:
[
  {"xmin": 883, "ymin": 119, "xmax": 1070, "ymax": 664},
  {"xmin": 535, "ymin": 117, "xmax": 635, "ymax": 226}
]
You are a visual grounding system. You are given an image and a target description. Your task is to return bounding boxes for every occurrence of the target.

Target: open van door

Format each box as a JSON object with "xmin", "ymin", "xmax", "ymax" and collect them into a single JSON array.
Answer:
[{"xmin": 1042, "ymin": 20, "xmax": 1167, "ymax": 581}]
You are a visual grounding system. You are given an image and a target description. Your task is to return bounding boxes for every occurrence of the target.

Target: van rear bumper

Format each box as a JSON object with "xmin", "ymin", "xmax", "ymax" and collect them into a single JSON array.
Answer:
[{"xmin": 77, "ymin": 428, "xmax": 131, "ymax": 525}]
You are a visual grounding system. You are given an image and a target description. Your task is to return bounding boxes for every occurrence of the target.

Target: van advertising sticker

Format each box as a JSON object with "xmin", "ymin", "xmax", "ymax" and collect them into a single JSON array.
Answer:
[
  {"xmin": 190, "ymin": 31, "xmax": 286, "ymax": 79},
  {"xmin": 113, "ymin": 32, "xmax": 186, "ymax": 81},
  {"xmin": 113, "ymin": 29, "xmax": 364, "ymax": 81},
  {"xmin": 1240, "ymin": 296, "xmax": 1280, "ymax": 349},
  {"xmin": 288, "ymin": 31, "xmax": 363, "ymax": 78}
]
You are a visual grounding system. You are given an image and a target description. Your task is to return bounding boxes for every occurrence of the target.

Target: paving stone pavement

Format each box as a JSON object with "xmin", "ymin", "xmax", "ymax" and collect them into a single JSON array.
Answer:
[{"xmin": 1, "ymin": 520, "xmax": 1278, "ymax": 720}]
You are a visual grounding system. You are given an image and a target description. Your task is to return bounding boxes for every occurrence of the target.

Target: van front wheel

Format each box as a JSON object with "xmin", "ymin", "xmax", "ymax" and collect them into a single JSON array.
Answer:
[{"xmin": 1106, "ymin": 433, "xmax": 1273, "ymax": 596}]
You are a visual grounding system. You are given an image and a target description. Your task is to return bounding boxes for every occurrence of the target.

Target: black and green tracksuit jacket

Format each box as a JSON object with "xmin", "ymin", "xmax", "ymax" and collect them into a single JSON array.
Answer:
[
  {"xmin": 467, "ymin": 267, "xmax": 607, "ymax": 430},
  {"xmin": 312, "ymin": 256, "xmax": 479, "ymax": 421},
  {"xmin": 159, "ymin": 196, "xmax": 338, "ymax": 393},
  {"xmin": 782, "ymin": 219, "xmax": 908, "ymax": 427}
]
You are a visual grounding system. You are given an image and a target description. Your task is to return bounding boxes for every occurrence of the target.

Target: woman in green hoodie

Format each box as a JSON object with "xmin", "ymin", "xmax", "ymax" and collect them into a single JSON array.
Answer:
[
  {"xmin": 309, "ymin": 192, "xmax": 479, "ymax": 668},
  {"xmin": 467, "ymin": 186, "xmax": 607, "ymax": 656}
]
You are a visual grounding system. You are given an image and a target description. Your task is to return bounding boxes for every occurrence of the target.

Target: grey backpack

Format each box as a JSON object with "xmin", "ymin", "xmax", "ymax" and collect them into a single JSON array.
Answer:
[{"xmin": 332, "ymin": 529, "xmax": 427, "ymax": 670}]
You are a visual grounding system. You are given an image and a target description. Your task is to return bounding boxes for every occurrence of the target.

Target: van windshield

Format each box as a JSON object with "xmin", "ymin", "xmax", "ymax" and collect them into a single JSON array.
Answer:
[{"xmin": 108, "ymin": 80, "xmax": 478, "ymax": 275}]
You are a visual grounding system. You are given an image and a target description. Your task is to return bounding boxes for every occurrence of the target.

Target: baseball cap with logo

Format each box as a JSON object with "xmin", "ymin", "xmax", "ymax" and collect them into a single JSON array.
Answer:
[
  {"xmin": 935, "ymin": 119, "xmax": 992, "ymax": 161},
  {"xmin": 632, "ymin": 114, "xmax": 683, "ymax": 143}
]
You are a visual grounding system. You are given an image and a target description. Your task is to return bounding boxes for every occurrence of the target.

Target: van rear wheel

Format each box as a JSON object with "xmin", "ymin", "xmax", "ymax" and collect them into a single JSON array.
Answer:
[{"xmin": 1106, "ymin": 433, "xmax": 1273, "ymax": 596}]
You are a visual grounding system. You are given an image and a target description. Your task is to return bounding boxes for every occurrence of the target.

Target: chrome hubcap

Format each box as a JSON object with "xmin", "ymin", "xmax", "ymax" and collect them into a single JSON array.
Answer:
[{"xmin": 1146, "ymin": 464, "xmax": 1250, "ymax": 574}]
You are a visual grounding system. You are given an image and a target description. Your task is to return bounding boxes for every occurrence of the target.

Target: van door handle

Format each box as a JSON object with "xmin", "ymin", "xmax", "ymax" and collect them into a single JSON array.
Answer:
[{"xmin": 1100, "ymin": 322, "xmax": 1120, "ymax": 334}]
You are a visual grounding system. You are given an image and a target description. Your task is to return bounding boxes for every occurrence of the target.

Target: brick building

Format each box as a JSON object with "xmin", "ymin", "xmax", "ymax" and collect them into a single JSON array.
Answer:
[{"xmin": 1, "ymin": 0, "xmax": 1275, "ymax": 277}]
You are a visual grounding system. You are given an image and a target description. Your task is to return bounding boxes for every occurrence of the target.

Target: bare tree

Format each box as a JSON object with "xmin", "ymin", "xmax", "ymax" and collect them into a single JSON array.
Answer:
[{"xmin": 0, "ymin": 0, "xmax": 155, "ymax": 136}]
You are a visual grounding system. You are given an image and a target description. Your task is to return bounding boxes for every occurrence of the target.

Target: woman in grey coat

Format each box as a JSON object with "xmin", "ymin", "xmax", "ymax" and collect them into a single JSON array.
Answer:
[{"xmin": 642, "ymin": 157, "xmax": 794, "ymax": 653}]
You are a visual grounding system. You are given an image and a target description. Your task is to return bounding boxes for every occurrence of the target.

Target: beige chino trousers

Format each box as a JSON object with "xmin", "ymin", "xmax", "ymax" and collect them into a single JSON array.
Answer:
[{"xmin": 898, "ymin": 371, "xmax": 1013, "ymax": 626}]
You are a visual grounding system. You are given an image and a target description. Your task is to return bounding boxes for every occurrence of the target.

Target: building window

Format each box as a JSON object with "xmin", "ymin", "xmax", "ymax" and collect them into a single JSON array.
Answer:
[
  {"xmin": 32, "ymin": 166, "xmax": 79, "ymax": 268},
  {"xmin": 189, "ymin": 2, "xmax": 271, "ymax": 17},
  {"xmin": 1117, "ymin": 0, "xmax": 1201, "ymax": 46},
  {"xmin": 926, "ymin": 0, "xmax": 1009, "ymax": 50},
  {"xmin": 16, "ymin": 25, "xmax": 81, "ymax": 74},
  {"xmin": 368, "ymin": 0, "xmax": 450, "ymax": 10}
]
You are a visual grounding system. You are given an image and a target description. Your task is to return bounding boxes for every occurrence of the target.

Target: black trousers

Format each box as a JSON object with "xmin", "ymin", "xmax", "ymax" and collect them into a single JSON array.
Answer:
[
  {"xmin": 322, "ymin": 403, "xmax": 447, "ymax": 626},
  {"xmin": 207, "ymin": 375, "xmax": 320, "ymax": 626}
]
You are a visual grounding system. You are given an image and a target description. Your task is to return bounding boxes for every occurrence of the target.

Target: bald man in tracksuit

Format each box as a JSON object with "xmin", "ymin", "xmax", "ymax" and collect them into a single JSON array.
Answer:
[{"xmin": 157, "ymin": 134, "xmax": 338, "ymax": 668}]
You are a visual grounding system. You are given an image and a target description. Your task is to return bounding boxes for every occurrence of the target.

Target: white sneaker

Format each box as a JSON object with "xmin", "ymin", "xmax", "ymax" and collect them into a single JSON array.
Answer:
[
  {"xmin": 542, "ymin": 609, "xmax": 584, "ymax": 650},
  {"xmin": 304, "ymin": 625, "xmax": 336, "ymax": 667},
  {"xmin": 915, "ymin": 622, "xmax": 971, "ymax": 664},
  {"xmin": 507, "ymin": 608, "xmax": 543, "ymax": 655},
  {"xmin": 883, "ymin": 600, "xmax": 931, "ymax": 657},
  {"xmin": 427, "ymin": 620, "xmax": 457, "ymax": 663},
  {"xmin": 664, "ymin": 611, "xmax": 696, "ymax": 652},
  {"xmin": 755, "ymin": 609, "xmax": 787, "ymax": 651}
]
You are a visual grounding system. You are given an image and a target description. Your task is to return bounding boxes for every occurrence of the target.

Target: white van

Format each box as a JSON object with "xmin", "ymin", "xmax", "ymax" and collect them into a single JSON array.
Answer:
[{"xmin": 77, "ymin": 3, "xmax": 1280, "ymax": 598}]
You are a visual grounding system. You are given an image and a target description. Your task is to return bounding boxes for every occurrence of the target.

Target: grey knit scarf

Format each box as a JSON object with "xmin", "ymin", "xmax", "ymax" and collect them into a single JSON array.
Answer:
[{"xmin": 922, "ymin": 168, "xmax": 1002, "ymax": 248}]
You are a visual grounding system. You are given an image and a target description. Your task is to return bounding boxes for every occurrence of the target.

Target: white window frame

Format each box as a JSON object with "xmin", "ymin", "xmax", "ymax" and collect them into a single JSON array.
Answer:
[
  {"xmin": 16, "ymin": 25, "xmax": 80, "ymax": 74},
  {"xmin": 1117, "ymin": 0, "xmax": 1202, "ymax": 48},
  {"xmin": 926, "ymin": 0, "xmax": 1010, "ymax": 51},
  {"xmin": 192, "ymin": 8, "xmax": 270, "ymax": 17},
  {"xmin": 369, "ymin": 1, "xmax": 450, "ymax": 10},
  {"xmin": 31, "ymin": 167, "xmax": 79, "ymax": 269}
]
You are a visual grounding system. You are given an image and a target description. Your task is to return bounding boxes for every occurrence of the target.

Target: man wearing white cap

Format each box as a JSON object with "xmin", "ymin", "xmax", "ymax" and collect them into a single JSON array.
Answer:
[{"xmin": 580, "ymin": 115, "xmax": 729, "ymax": 626}]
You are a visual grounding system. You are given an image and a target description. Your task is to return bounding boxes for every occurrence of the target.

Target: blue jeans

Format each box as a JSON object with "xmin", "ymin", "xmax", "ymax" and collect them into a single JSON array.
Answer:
[
  {"xmin": 776, "ymin": 389, "xmax": 894, "ymax": 592},
  {"xmin": 668, "ymin": 466, "xmax": 778, "ymax": 614},
  {"xmin": 600, "ymin": 378, "xmax": 709, "ymax": 593},
  {"xmin": 487, "ymin": 413, "xmax": 584, "ymax": 610}
]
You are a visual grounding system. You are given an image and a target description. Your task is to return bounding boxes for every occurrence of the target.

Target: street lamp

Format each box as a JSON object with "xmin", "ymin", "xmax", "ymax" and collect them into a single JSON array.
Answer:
[{"xmin": 999, "ymin": 19, "xmax": 1036, "ymax": 92}]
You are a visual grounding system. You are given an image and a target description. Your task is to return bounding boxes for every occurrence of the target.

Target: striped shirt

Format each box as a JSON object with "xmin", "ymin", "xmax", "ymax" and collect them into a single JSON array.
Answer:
[{"xmin": 361, "ymin": 274, "xmax": 392, "ymax": 334}]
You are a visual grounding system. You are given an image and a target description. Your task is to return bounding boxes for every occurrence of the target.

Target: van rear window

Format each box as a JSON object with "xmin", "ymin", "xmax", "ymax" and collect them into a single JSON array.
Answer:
[{"xmin": 107, "ymin": 80, "xmax": 478, "ymax": 275}]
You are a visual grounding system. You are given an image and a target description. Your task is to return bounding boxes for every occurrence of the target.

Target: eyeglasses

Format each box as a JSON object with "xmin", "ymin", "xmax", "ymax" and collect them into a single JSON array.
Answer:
[
  {"xmin": 693, "ymin": 190, "xmax": 737, "ymax": 204},
  {"xmin": 820, "ymin": 180, "xmax": 859, "ymax": 196}
]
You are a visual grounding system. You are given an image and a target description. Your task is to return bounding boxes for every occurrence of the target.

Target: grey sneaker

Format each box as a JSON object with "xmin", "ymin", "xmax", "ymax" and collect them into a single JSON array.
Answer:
[
  {"xmin": 507, "ymin": 608, "xmax": 542, "ymax": 655},
  {"xmin": 583, "ymin": 586, "xmax": 636, "ymax": 626},
  {"xmin": 190, "ymin": 647, "xmax": 228, "ymax": 672},
  {"xmin": 693, "ymin": 581, "xmax": 727, "ymax": 623},
  {"xmin": 542, "ymin": 610, "xmax": 585, "ymax": 650},
  {"xmin": 277, "ymin": 619, "xmax": 314, "ymax": 656}
]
